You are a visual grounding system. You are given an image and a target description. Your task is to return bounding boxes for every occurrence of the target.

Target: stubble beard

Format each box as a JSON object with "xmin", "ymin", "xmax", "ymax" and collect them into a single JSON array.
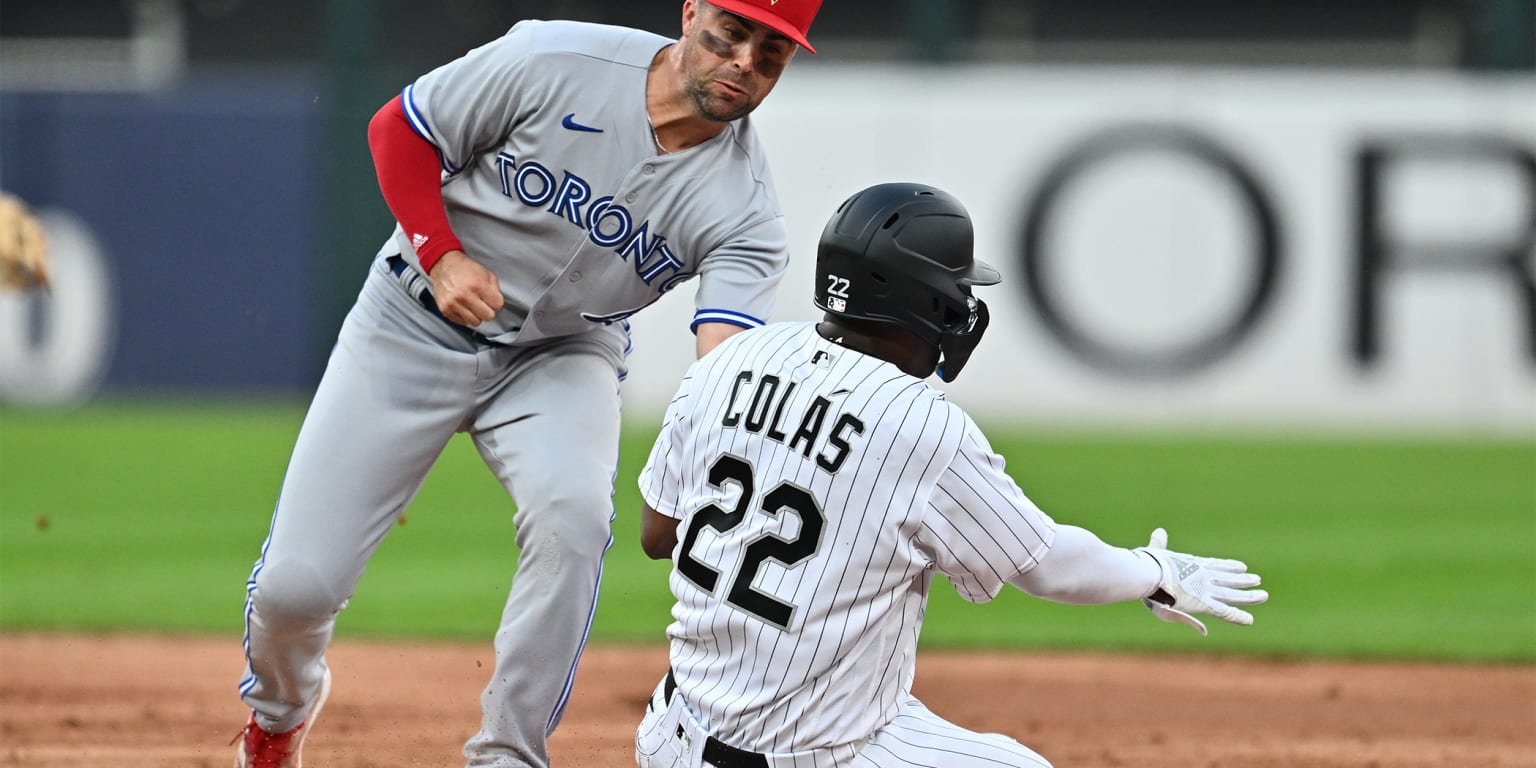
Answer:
[{"xmin": 686, "ymin": 76, "xmax": 757, "ymax": 123}]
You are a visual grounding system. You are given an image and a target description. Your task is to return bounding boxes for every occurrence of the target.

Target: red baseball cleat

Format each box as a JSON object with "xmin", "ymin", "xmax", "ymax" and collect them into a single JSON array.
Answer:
[{"xmin": 232, "ymin": 669, "xmax": 331, "ymax": 768}]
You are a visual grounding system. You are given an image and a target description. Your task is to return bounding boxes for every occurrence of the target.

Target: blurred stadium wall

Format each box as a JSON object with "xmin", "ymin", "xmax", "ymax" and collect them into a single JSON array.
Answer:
[{"xmin": 2, "ymin": 0, "xmax": 1532, "ymax": 432}]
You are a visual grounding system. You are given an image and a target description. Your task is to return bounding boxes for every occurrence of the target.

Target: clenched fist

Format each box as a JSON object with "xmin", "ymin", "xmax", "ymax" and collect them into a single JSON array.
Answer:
[{"xmin": 428, "ymin": 250, "xmax": 503, "ymax": 326}]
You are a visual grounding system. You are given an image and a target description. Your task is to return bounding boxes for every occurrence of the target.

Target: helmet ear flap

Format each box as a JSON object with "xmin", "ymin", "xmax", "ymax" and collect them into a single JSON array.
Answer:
[{"xmin": 937, "ymin": 298, "xmax": 990, "ymax": 383}]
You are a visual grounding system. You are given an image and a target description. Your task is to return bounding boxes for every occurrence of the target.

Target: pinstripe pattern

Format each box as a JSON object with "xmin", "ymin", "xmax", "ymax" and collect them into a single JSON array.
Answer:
[
  {"xmin": 638, "ymin": 322, "xmax": 1059, "ymax": 765},
  {"xmin": 850, "ymin": 696, "xmax": 1052, "ymax": 768}
]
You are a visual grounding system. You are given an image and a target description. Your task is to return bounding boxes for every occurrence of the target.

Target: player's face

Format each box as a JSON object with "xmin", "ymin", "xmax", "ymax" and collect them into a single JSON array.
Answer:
[{"xmin": 680, "ymin": 1, "xmax": 797, "ymax": 122}]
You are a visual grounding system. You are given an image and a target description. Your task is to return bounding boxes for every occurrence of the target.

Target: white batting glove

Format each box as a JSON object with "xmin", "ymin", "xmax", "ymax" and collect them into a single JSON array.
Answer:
[{"xmin": 1135, "ymin": 528, "xmax": 1268, "ymax": 635}]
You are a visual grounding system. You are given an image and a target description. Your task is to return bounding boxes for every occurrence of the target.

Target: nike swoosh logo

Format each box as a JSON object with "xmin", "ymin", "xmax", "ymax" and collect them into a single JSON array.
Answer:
[{"xmin": 561, "ymin": 113, "xmax": 603, "ymax": 133}]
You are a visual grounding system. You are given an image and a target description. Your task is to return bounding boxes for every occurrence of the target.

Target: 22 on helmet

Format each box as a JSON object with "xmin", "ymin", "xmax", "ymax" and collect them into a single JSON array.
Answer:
[{"xmin": 814, "ymin": 182, "xmax": 1000, "ymax": 382}]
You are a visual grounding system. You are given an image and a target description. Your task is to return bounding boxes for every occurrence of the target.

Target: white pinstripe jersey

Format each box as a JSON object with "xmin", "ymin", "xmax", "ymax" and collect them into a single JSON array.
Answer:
[{"xmin": 638, "ymin": 322, "xmax": 1060, "ymax": 752}]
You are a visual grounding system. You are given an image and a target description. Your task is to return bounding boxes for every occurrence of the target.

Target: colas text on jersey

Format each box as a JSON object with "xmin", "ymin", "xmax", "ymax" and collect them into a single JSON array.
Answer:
[{"xmin": 720, "ymin": 371, "xmax": 865, "ymax": 474}]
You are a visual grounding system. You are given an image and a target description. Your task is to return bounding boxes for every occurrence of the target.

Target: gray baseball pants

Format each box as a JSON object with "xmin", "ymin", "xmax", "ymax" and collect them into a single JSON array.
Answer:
[{"xmin": 239, "ymin": 257, "xmax": 625, "ymax": 768}]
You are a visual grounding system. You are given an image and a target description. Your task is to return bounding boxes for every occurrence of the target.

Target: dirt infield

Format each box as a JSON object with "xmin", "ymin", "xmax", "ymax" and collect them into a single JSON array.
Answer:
[{"xmin": 1, "ymin": 633, "xmax": 1532, "ymax": 767}]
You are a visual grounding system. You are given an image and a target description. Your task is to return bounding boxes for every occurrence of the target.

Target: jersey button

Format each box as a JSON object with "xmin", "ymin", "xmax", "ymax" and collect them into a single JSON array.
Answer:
[
  {"xmin": 569, "ymin": 271, "xmax": 582, "ymax": 282},
  {"xmin": 642, "ymin": 164, "xmax": 655, "ymax": 175},
  {"xmin": 625, "ymin": 192, "xmax": 638, "ymax": 203}
]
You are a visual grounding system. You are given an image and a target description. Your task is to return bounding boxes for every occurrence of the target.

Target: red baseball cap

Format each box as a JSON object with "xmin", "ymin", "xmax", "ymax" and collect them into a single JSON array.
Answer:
[{"xmin": 706, "ymin": 0, "xmax": 822, "ymax": 54}]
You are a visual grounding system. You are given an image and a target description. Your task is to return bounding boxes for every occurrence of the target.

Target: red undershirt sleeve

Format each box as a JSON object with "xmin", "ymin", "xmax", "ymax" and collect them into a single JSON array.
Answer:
[{"xmin": 367, "ymin": 94, "xmax": 464, "ymax": 274}]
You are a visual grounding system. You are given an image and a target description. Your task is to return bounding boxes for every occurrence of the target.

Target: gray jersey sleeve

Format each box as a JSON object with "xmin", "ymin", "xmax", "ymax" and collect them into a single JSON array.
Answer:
[
  {"xmin": 916, "ymin": 411, "xmax": 1058, "ymax": 603},
  {"xmin": 400, "ymin": 22, "xmax": 540, "ymax": 175},
  {"xmin": 691, "ymin": 215, "xmax": 790, "ymax": 329}
]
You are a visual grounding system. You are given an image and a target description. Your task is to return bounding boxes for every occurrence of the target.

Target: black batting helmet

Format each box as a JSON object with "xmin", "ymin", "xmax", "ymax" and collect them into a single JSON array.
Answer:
[{"xmin": 814, "ymin": 182, "xmax": 1001, "ymax": 381}]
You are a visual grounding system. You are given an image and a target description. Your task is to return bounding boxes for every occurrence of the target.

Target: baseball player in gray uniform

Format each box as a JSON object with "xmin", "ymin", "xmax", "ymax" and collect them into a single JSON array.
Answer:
[
  {"xmin": 634, "ymin": 183, "xmax": 1270, "ymax": 768},
  {"xmin": 232, "ymin": 2, "xmax": 822, "ymax": 767}
]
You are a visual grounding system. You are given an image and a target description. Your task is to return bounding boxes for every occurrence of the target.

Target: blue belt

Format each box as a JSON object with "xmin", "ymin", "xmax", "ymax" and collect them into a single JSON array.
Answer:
[{"xmin": 386, "ymin": 256, "xmax": 508, "ymax": 346}]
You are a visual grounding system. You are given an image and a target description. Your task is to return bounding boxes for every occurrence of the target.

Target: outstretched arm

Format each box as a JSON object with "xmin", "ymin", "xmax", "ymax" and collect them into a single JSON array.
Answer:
[
  {"xmin": 1008, "ymin": 525, "xmax": 1161, "ymax": 605},
  {"xmin": 1009, "ymin": 525, "xmax": 1268, "ymax": 635}
]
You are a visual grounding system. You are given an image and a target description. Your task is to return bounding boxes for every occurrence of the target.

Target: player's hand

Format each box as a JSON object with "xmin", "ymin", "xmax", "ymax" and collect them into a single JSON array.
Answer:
[
  {"xmin": 428, "ymin": 250, "xmax": 503, "ymax": 326},
  {"xmin": 1135, "ymin": 528, "xmax": 1267, "ymax": 635}
]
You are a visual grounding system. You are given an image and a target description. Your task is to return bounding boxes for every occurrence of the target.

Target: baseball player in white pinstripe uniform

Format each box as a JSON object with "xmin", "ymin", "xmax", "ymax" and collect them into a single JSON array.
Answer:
[
  {"xmin": 633, "ymin": 183, "xmax": 1269, "ymax": 768},
  {"xmin": 233, "ymin": 2, "xmax": 822, "ymax": 767}
]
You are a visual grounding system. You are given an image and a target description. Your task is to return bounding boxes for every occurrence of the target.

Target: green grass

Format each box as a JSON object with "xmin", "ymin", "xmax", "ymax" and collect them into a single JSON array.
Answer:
[{"xmin": 1, "ymin": 401, "xmax": 1532, "ymax": 662}]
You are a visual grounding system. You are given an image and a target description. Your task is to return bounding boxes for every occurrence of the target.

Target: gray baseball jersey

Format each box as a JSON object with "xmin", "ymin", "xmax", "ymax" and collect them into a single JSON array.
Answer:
[
  {"xmin": 636, "ymin": 322, "xmax": 1059, "ymax": 763},
  {"xmin": 389, "ymin": 19, "xmax": 789, "ymax": 346}
]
